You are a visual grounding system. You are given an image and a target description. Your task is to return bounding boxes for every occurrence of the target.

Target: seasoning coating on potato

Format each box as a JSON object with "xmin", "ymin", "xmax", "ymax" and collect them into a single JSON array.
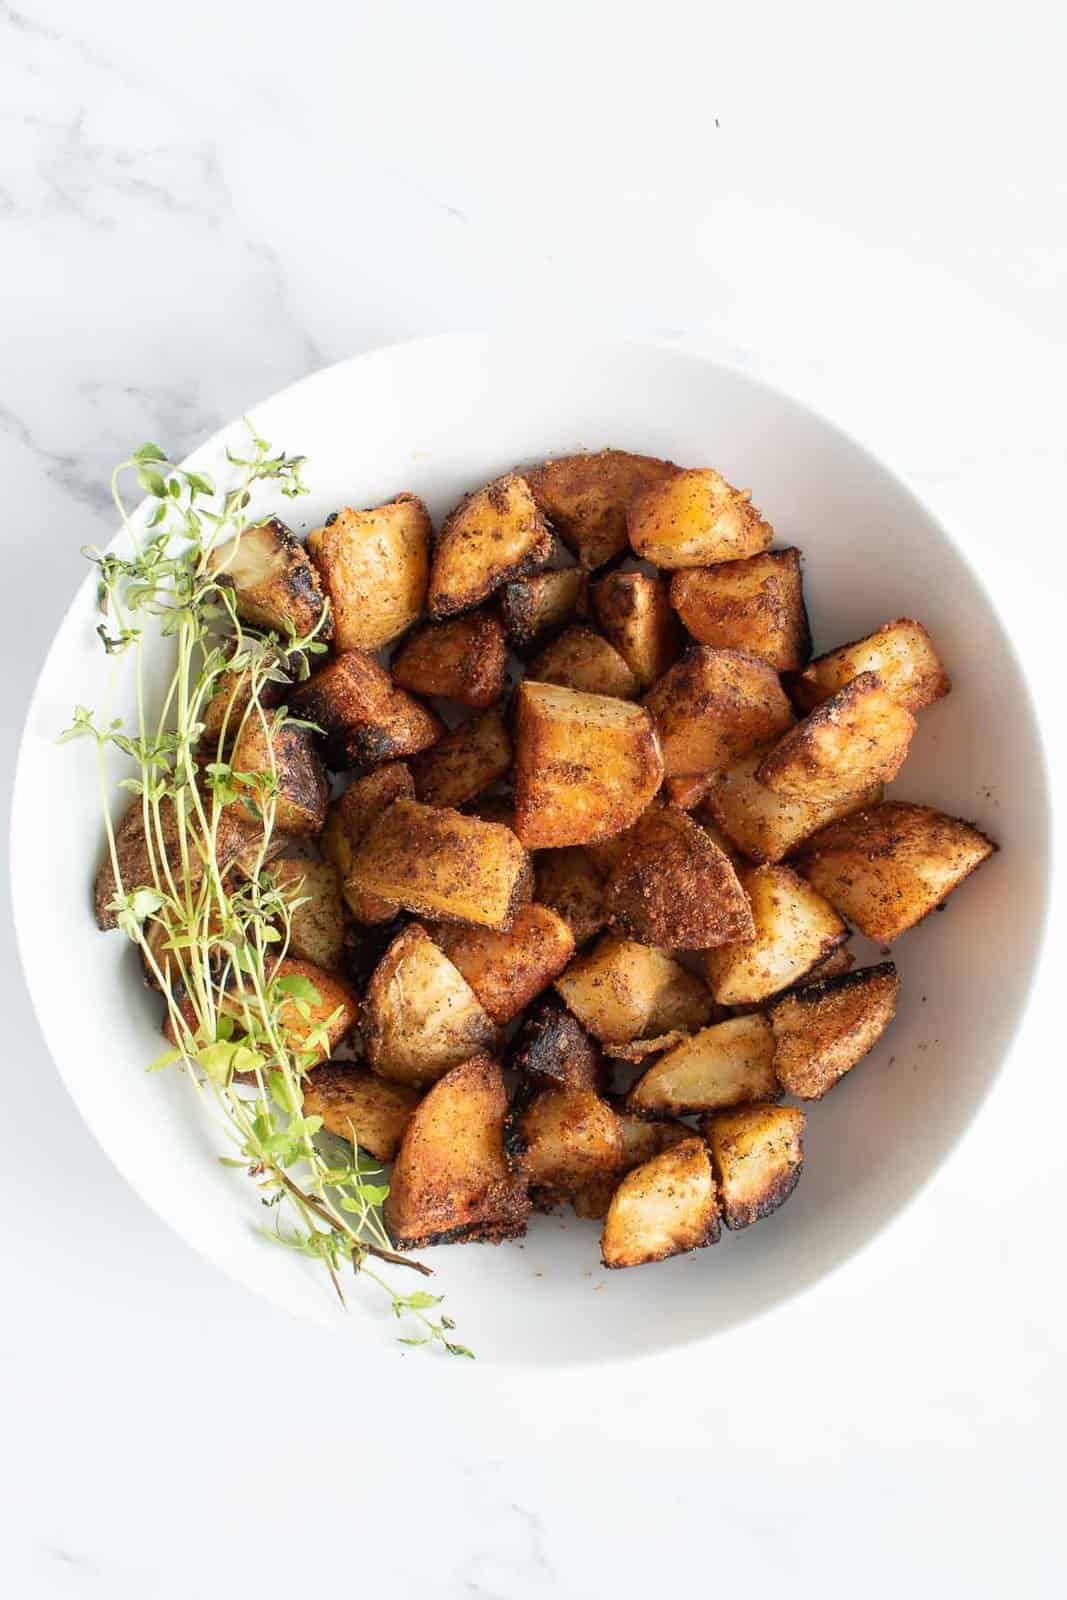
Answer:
[
  {"xmin": 702, "ymin": 1103, "xmax": 806, "ymax": 1230},
  {"xmin": 601, "ymin": 1139, "xmax": 720, "ymax": 1268},
  {"xmin": 207, "ymin": 517, "xmax": 331, "ymax": 642},
  {"xmin": 534, "ymin": 846, "xmax": 608, "ymax": 947},
  {"xmin": 703, "ymin": 745, "xmax": 882, "ymax": 864},
  {"xmin": 789, "ymin": 618, "xmax": 950, "ymax": 715},
  {"xmin": 391, "ymin": 612, "xmax": 507, "ymax": 708},
  {"xmin": 528, "ymin": 626, "xmax": 639, "ymax": 699},
  {"xmin": 346, "ymin": 799, "xmax": 533, "ymax": 931},
  {"xmin": 703, "ymin": 864, "xmax": 847, "ymax": 1006},
  {"xmin": 506, "ymin": 1086, "xmax": 622, "ymax": 1199},
  {"xmin": 410, "ymin": 709, "xmax": 512, "ymax": 810},
  {"xmin": 628, "ymin": 468, "xmax": 773, "ymax": 569},
  {"xmin": 670, "ymin": 548, "xmax": 811, "ymax": 671},
  {"xmin": 301, "ymin": 1065, "xmax": 420, "ymax": 1162},
  {"xmin": 384, "ymin": 1055, "xmax": 530, "ymax": 1248},
  {"xmin": 501, "ymin": 567, "xmax": 587, "ymax": 652},
  {"xmin": 509, "ymin": 996, "xmax": 606, "ymax": 1091},
  {"xmin": 757, "ymin": 673, "xmax": 916, "ymax": 804},
  {"xmin": 428, "ymin": 904, "xmax": 575, "ymax": 1025},
  {"xmin": 603, "ymin": 805, "xmax": 754, "ymax": 949},
  {"xmin": 95, "ymin": 794, "xmax": 254, "ymax": 930},
  {"xmin": 513, "ymin": 680, "xmax": 664, "ymax": 848},
  {"xmin": 429, "ymin": 473, "xmax": 552, "ymax": 618},
  {"xmin": 644, "ymin": 647, "xmax": 794, "ymax": 778},
  {"xmin": 525, "ymin": 449, "xmax": 679, "ymax": 571},
  {"xmin": 363, "ymin": 923, "xmax": 500, "ymax": 1084},
  {"xmin": 292, "ymin": 650, "xmax": 442, "ymax": 766},
  {"xmin": 229, "ymin": 717, "xmax": 328, "ymax": 836},
  {"xmin": 321, "ymin": 763, "xmax": 413, "ymax": 923},
  {"xmin": 555, "ymin": 934, "xmax": 714, "ymax": 1046},
  {"xmin": 793, "ymin": 801, "xmax": 996, "ymax": 942},
  {"xmin": 306, "ymin": 496, "xmax": 430, "ymax": 651},
  {"xmin": 771, "ymin": 962, "xmax": 900, "ymax": 1100},
  {"xmin": 272, "ymin": 857, "xmax": 346, "ymax": 971},
  {"xmin": 592, "ymin": 571, "xmax": 681, "ymax": 689},
  {"xmin": 627, "ymin": 1014, "xmax": 778, "ymax": 1116}
]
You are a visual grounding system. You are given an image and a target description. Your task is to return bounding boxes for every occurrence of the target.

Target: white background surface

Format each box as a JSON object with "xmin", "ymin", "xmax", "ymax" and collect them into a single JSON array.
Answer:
[{"xmin": 2, "ymin": 2, "xmax": 1064, "ymax": 1595}]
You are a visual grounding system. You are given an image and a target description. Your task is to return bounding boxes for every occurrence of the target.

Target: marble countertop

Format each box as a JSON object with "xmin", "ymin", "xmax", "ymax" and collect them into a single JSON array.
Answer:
[{"xmin": 2, "ymin": 3, "xmax": 1064, "ymax": 1595}]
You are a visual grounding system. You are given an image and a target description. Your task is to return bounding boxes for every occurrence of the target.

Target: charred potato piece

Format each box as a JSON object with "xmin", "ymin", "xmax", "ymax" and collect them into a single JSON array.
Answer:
[
  {"xmin": 271, "ymin": 857, "xmax": 346, "ymax": 971},
  {"xmin": 347, "ymin": 799, "xmax": 533, "ymax": 931},
  {"xmin": 670, "ymin": 548, "xmax": 810, "ymax": 671},
  {"xmin": 790, "ymin": 618, "xmax": 950, "ymax": 715},
  {"xmin": 757, "ymin": 673, "xmax": 916, "ymax": 804},
  {"xmin": 384, "ymin": 1055, "xmax": 530, "ymax": 1248},
  {"xmin": 321, "ymin": 764, "xmax": 414, "ymax": 923},
  {"xmin": 591, "ymin": 571, "xmax": 681, "ymax": 689},
  {"xmin": 501, "ymin": 566, "xmax": 587, "ymax": 652},
  {"xmin": 533, "ymin": 846, "xmax": 609, "ymax": 947},
  {"xmin": 507, "ymin": 1086, "xmax": 623, "ymax": 1202},
  {"xmin": 703, "ymin": 745, "xmax": 882, "ymax": 865},
  {"xmin": 628, "ymin": 468, "xmax": 773, "ymax": 569},
  {"xmin": 525, "ymin": 449, "xmax": 679, "ymax": 572},
  {"xmin": 601, "ymin": 1138, "xmax": 720, "ymax": 1268},
  {"xmin": 528, "ymin": 626, "xmax": 639, "ymax": 699},
  {"xmin": 229, "ymin": 717, "xmax": 328, "ymax": 836},
  {"xmin": 627, "ymin": 1014, "xmax": 778, "ymax": 1115},
  {"xmin": 793, "ymin": 801, "xmax": 996, "ymax": 942},
  {"xmin": 644, "ymin": 647, "xmax": 794, "ymax": 778},
  {"xmin": 301, "ymin": 1065, "xmax": 420, "ymax": 1162},
  {"xmin": 702, "ymin": 1103, "xmax": 806, "ymax": 1229},
  {"xmin": 95, "ymin": 795, "xmax": 254, "ymax": 931},
  {"xmin": 342, "ymin": 914, "xmax": 411, "ymax": 990},
  {"xmin": 429, "ymin": 472, "xmax": 551, "ymax": 618},
  {"xmin": 508, "ymin": 996, "xmax": 606, "ymax": 1092},
  {"xmin": 306, "ymin": 496, "xmax": 430, "ymax": 651},
  {"xmin": 291, "ymin": 650, "xmax": 442, "ymax": 766},
  {"xmin": 391, "ymin": 611, "xmax": 508, "ymax": 708},
  {"xmin": 555, "ymin": 934, "xmax": 714, "ymax": 1047},
  {"xmin": 206, "ymin": 517, "xmax": 330, "ymax": 642},
  {"xmin": 429, "ymin": 904, "xmax": 575, "ymax": 1025},
  {"xmin": 513, "ymin": 680, "xmax": 664, "ymax": 848},
  {"xmin": 603, "ymin": 805, "xmax": 753, "ymax": 949},
  {"xmin": 703, "ymin": 864, "xmax": 847, "ymax": 1006},
  {"xmin": 363, "ymin": 923, "xmax": 500, "ymax": 1084},
  {"xmin": 410, "ymin": 709, "xmax": 512, "ymax": 809},
  {"xmin": 771, "ymin": 962, "xmax": 900, "ymax": 1100}
]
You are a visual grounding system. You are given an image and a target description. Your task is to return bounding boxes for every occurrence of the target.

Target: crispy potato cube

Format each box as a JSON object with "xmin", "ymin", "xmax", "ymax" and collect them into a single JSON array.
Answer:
[
  {"xmin": 757, "ymin": 673, "xmax": 916, "ymax": 803},
  {"xmin": 501, "ymin": 566, "xmax": 587, "ymax": 652},
  {"xmin": 306, "ymin": 496, "xmax": 430, "ymax": 651},
  {"xmin": 534, "ymin": 846, "xmax": 608, "ymax": 947},
  {"xmin": 301, "ymin": 1065, "xmax": 419, "ymax": 1162},
  {"xmin": 644, "ymin": 647, "xmax": 794, "ymax": 778},
  {"xmin": 627, "ymin": 1014, "xmax": 778, "ymax": 1115},
  {"xmin": 428, "ymin": 904, "xmax": 575, "ymax": 1025},
  {"xmin": 703, "ymin": 1103, "xmax": 805, "ymax": 1229},
  {"xmin": 391, "ymin": 611, "xmax": 507, "ymax": 708},
  {"xmin": 508, "ymin": 996, "xmax": 606, "ymax": 1092},
  {"xmin": 513, "ymin": 680, "xmax": 663, "ymax": 848},
  {"xmin": 628, "ymin": 468, "xmax": 773, "ymax": 569},
  {"xmin": 291, "ymin": 650, "xmax": 442, "ymax": 765},
  {"xmin": 790, "ymin": 618, "xmax": 950, "ymax": 715},
  {"xmin": 571, "ymin": 1110, "xmax": 692, "ymax": 1219},
  {"xmin": 703, "ymin": 745, "xmax": 882, "ymax": 864},
  {"xmin": 664, "ymin": 773, "xmax": 712, "ymax": 810},
  {"xmin": 95, "ymin": 795, "xmax": 255, "ymax": 931},
  {"xmin": 384, "ymin": 1055, "xmax": 530, "ymax": 1248},
  {"xmin": 703, "ymin": 864, "xmax": 847, "ymax": 1006},
  {"xmin": 525, "ymin": 449, "xmax": 679, "ymax": 571},
  {"xmin": 429, "ymin": 472, "xmax": 551, "ymax": 618},
  {"xmin": 528, "ymin": 625, "xmax": 639, "ymax": 699},
  {"xmin": 602, "ymin": 805, "xmax": 753, "ymax": 949},
  {"xmin": 601, "ymin": 1138, "xmax": 720, "ymax": 1268},
  {"xmin": 272, "ymin": 857, "xmax": 346, "ymax": 971},
  {"xmin": 794, "ymin": 801, "xmax": 996, "ymax": 941},
  {"xmin": 506, "ymin": 1086, "xmax": 623, "ymax": 1200},
  {"xmin": 592, "ymin": 571, "xmax": 681, "ymax": 689},
  {"xmin": 321, "ymin": 764, "xmax": 413, "ymax": 923},
  {"xmin": 771, "ymin": 962, "xmax": 900, "ymax": 1100},
  {"xmin": 363, "ymin": 923, "xmax": 500, "ymax": 1084},
  {"xmin": 229, "ymin": 717, "xmax": 328, "ymax": 836},
  {"xmin": 206, "ymin": 517, "xmax": 330, "ymax": 642},
  {"xmin": 347, "ymin": 799, "xmax": 533, "ymax": 931},
  {"xmin": 409, "ymin": 709, "xmax": 512, "ymax": 809},
  {"xmin": 555, "ymin": 934, "xmax": 714, "ymax": 1046},
  {"xmin": 670, "ymin": 548, "xmax": 810, "ymax": 671}
]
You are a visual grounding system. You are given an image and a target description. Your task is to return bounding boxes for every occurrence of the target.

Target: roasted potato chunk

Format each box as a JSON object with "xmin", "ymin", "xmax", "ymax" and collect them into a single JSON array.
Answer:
[
  {"xmin": 603, "ymin": 805, "xmax": 753, "ymax": 949},
  {"xmin": 789, "ymin": 618, "xmax": 950, "ymax": 714},
  {"xmin": 410, "ymin": 709, "xmax": 512, "ymax": 810},
  {"xmin": 321, "ymin": 764, "xmax": 413, "ymax": 923},
  {"xmin": 703, "ymin": 745, "xmax": 882, "ymax": 864},
  {"xmin": 628, "ymin": 468, "xmax": 773, "ymax": 569},
  {"xmin": 199, "ymin": 658, "xmax": 284, "ymax": 748},
  {"xmin": 528, "ymin": 626, "xmax": 639, "ymax": 699},
  {"xmin": 703, "ymin": 864, "xmax": 847, "ymax": 1006},
  {"xmin": 229, "ymin": 716, "xmax": 328, "ymax": 836},
  {"xmin": 702, "ymin": 1103, "xmax": 805, "ymax": 1229},
  {"xmin": 513, "ymin": 681, "xmax": 664, "ymax": 848},
  {"xmin": 771, "ymin": 962, "xmax": 900, "ymax": 1099},
  {"xmin": 555, "ymin": 934, "xmax": 714, "ymax": 1047},
  {"xmin": 627, "ymin": 1014, "xmax": 778, "ymax": 1115},
  {"xmin": 163, "ymin": 955, "xmax": 357, "ymax": 1067},
  {"xmin": 391, "ymin": 611, "xmax": 508, "ymax": 708},
  {"xmin": 506, "ymin": 1086, "xmax": 622, "ymax": 1201},
  {"xmin": 525, "ymin": 449, "xmax": 679, "ymax": 571},
  {"xmin": 206, "ymin": 517, "xmax": 330, "ymax": 642},
  {"xmin": 429, "ymin": 472, "xmax": 551, "ymax": 618},
  {"xmin": 757, "ymin": 673, "xmax": 916, "ymax": 804},
  {"xmin": 501, "ymin": 566, "xmax": 587, "ymax": 652},
  {"xmin": 291, "ymin": 650, "xmax": 442, "ymax": 766},
  {"xmin": 429, "ymin": 904, "xmax": 574, "ymax": 1024},
  {"xmin": 384, "ymin": 1055, "xmax": 530, "ymax": 1248},
  {"xmin": 534, "ymin": 846, "xmax": 608, "ymax": 947},
  {"xmin": 301, "ymin": 1065, "xmax": 419, "ymax": 1161},
  {"xmin": 508, "ymin": 996, "xmax": 606, "ymax": 1091},
  {"xmin": 363, "ymin": 923, "xmax": 500, "ymax": 1084},
  {"xmin": 601, "ymin": 1138, "xmax": 720, "ymax": 1268},
  {"xmin": 591, "ymin": 571, "xmax": 681, "ymax": 689},
  {"xmin": 306, "ymin": 496, "xmax": 430, "ymax": 651},
  {"xmin": 644, "ymin": 647, "xmax": 794, "ymax": 778},
  {"xmin": 794, "ymin": 801, "xmax": 996, "ymax": 941},
  {"xmin": 272, "ymin": 856, "xmax": 346, "ymax": 971},
  {"xmin": 347, "ymin": 799, "xmax": 533, "ymax": 931},
  {"xmin": 95, "ymin": 794, "xmax": 255, "ymax": 931},
  {"xmin": 670, "ymin": 548, "xmax": 810, "ymax": 671},
  {"xmin": 571, "ymin": 1110, "xmax": 692, "ymax": 1219}
]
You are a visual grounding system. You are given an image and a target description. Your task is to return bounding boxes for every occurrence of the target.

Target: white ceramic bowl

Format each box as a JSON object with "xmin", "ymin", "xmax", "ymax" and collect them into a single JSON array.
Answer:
[{"xmin": 11, "ymin": 334, "xmax": 1049, "ymax": 1365}]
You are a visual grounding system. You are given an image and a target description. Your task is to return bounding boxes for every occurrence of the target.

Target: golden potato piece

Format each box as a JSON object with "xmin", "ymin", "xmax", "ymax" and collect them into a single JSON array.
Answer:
[
  {"xmin": 258, "ymin": 957, "xmax": 359, "ymax": 1066},
  {"xmin": 771, "ymin": 962, "xmax": 900, "ymax": 1100},
  {"xmin": 702, "ymin": 1103, "xmax": 806, "ymax": 1229},
  {"xmin": 272, "ymin": 857, "xmax": 346, "ymax": 971},
  {"xmin": 429, "ymin": 472, "xmax": 551, "ymax": 618},
  {"xmin": 94, "ymin": 794, "xmax": 255, "ymax": 931},
  {"xmin": 291, "ymin": 650, "xmax": 442, "ymax": 766},
  {"xmin": 790, "ymin": 618, "xmax": 950, "ymax": 715},
  {"xmin": 228, "ymin": 717, "xmax": 328, "ymax": 836},
  {"xmin": 391, "ymin": 611, "xmax": 507, "ymax": 708},
  {"xmin": 794, "ymin": 801, "xmax": 996, "ymax": 942},
  {"xmin": 603, "ymin": 805, "xmax": 753, "ymax": 949},
  {"xmin": 501, "ymin": 566, "xmax": 587, "ymax": 652},
  {"xmin": 428, "ymin": 904, "xmax": 575, "ymax": 1025},
  {"xmin": 534, "ymin": 845, "xmax": 608, "ymax": 947},
  {"xmin": 528, "ymin": 626, "xmax": 639, "ymax": 699},
  {"xmin": 555, "ymin": 934, "xmax": 714, "ymax": 1047},
  {"xmin": 601, "ymin": 1138, "xmax": 720, "ymax": 1268},
  {"xmin": 703, "ymin": 745, "xmax": 882, "ymax": 864},
  {"xmin": 644, "ymin": 647, "xmax": 794, "ymax": 778},
  {"xmin": 571, "ymin": 1110, "xmax": 692, "ymax": 1219},
  {"xmin": 206, "ymin": 517, "xmax": 330, "ymax": 642},
  {"xmin": 506, "ymin": 1086, "xmax": 623, "ymax": 1200},
  {"xmin": 525, "ymin": 449, "xmax": 679, "ymax": 571},
  {"xmin": 703, "ymin": 864, "xmax": 847, "ymax": 1006},
  {"xmin": 509, "ymin": 996, "xmax": 606, "ymax": 1092},
  {"xmin": 301, "ymin": 1064, "xmax": 419, "ymax": 1162},
  {"xmin": 321, "ymin": 764, "xmax": 413, "ymax": 924},
  {"xmin": 410, "ymin": 709, "xmax": 512, "ymax": 810},
  {"xmin": 628, "ymin": 468, "xmax": 773, "ymax": 569},
  {"xmin": 627, "ymin": 1014, "xmax": 778, "ymax": 1115},
  {"xmin": 757, "ymin": 673, "xmax": 916, "ymax": 804},
  {"xmin": 670, "ymin": 548, "xmax": 810, "ymax": 671},
  {"xmin": 513, "ymin": 680, "xmax": 664, "ymax": 849},
  {"xmin": 592, "ymin": 571, "xmax": 681, "ymax": 690},
  {"xmin": 306, "ymin": 496, "xmax": 430, "ymax": 651},
  {"xmin": 384, "ymin": 1055, "xmax": 530, "ymax": 1248},
  {"xmin": 363, "ymin": 923, "xmax": 500, "ymax": 1084},
  {"xmin": 346, "ymin": 799, "xmax": 532, "ymax": 931}
]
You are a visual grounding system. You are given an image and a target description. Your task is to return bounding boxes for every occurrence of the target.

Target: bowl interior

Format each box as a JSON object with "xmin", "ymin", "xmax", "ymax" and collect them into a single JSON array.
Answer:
[{"xmin": 11, "ymin": 334, "xmax": 1049, "ymax": 1365}]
